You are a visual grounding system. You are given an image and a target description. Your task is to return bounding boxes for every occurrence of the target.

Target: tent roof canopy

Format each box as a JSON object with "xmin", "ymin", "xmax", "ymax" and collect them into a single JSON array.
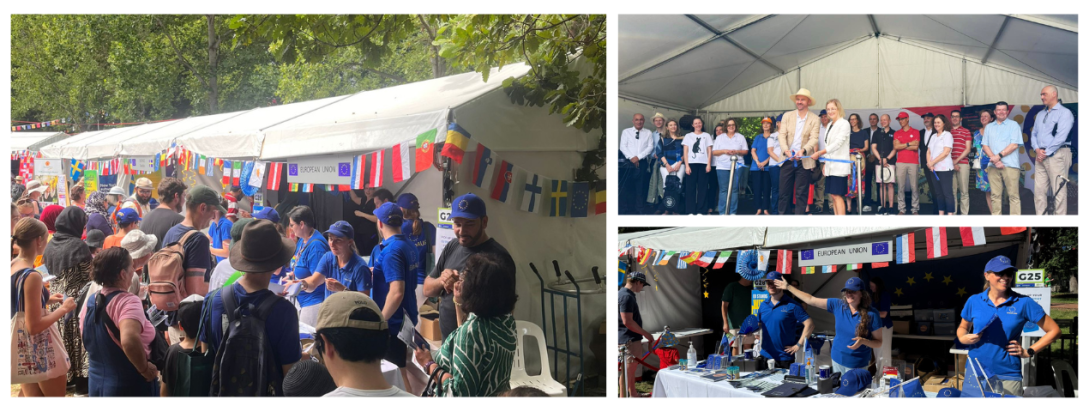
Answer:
[
  {"xmin": 621, "ymin": 227, "xmax": 1024, "ymax": 252},
  {"xmin": 620, "ymin": 14, "xmax": 1077, "ymax": 111},
  {"xmin": 11, "ymin": 131, "xmax": 68, "ymax": 152}
]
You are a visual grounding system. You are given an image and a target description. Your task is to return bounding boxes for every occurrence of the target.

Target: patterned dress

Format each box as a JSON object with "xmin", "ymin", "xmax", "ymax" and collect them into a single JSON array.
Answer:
[
  {"xmin": 53, "ymin": 260, "xmax": 92, "ymax": 380},
  {"xmin": 434, "ymin": 313, "xmax": 517, "ymax": 397},
  {"xmin": 973, "ymin": 130, "xmax": 991, "ymax": 192}
]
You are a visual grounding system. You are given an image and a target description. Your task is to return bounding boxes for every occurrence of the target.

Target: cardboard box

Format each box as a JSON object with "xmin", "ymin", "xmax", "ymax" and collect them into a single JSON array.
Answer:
[
  {"xmin": 419, "ymin": 315, "xmax": 443, "ymax": 342},
  {"xmin": 923, "ymin": 375, "xmax": 956, "ymax": 393},
  {"xmin": 914, "ymin": 321, "xmax": 933, "ymax": 335},
  {"xmin": 914, "ymin": 309, "xmax": 934, "ymax": 321},
  {"xmin": 934, "ymin": 321, "xmax": 957, "ymax": 336},
  {"xmin": 893, "ymin": 320, "xmax": 911, "ymax": 335},
  {"xmin": 934, "ymin": 309, "xmax": 956, "ymax": 322}
]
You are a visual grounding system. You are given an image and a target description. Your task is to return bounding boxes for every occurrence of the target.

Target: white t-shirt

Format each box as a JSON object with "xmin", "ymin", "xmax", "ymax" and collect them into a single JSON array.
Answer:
[
  {"xmin": 209, "ymin": 258, "xmax": 237, "ymax": 292},
  {"xmin": 767, "ymin": 132, "xmax": 783, "ymax": 167},
  {"xmin": 792, "ymin": 112, "xmax": 808, "ymax": 154},
  {"xmin": 712, "ymin": 133, "xmax": 748, "ymax": 170},
  {"xmin": 818, "ymin": 122, "xmax": 829, "ymax": 152},
  {"xmin": 683, "ymin": 132, "xmax": 712, "ymax": 165},
  {"xmin": 323, "ymin": 386, "xmax": 415, "ymax": 397},
  {"xmin": 927, "ymin": 130, "xmax": 955, "ymax": 172}
]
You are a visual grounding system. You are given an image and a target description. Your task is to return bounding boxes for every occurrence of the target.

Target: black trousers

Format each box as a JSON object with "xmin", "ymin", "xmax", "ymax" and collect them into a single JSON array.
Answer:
[
  {"xmin": 864, "ymin": 158, "xmax": 877, "ymax": 204},
  {"xmin": 921, "ymin": 163, "xmax": 939, "ymax": 215},
  {"xmin": 619, "ymin": 163, "xmax": 640, "ymax": 214},
  {"xmin": 685, "ymin": 164, "xmax": 711, "ymax": 214},
  {"xmin": 778, "ymin": 161, "xmax": 812, "ymax": 215}
]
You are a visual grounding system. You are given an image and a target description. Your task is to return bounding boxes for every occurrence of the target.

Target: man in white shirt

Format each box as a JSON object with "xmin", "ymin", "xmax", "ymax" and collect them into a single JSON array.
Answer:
[
  {"xmin": 317, "ymin": 292, "xmax": 414, "ymax": 397},
  {"xmin": 620, "ymin": 114, "xmax": 655, "ymax": 214},
  {"xmin": 813, "ymin": 110, "xmax": 829, "ymax": 213},
  {"xmin": 919, "ymin": 113, "xmax": 938, "ymax": 215},
  {"xmin": 776, "ymin": 89, "xmax": 821, "ymax": 215}
]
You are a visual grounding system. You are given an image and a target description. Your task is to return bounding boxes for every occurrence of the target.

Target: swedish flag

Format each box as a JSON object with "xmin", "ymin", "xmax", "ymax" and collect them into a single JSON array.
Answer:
[{"xmin": 69, "ymin": 159, "xmax": 85, "ymax": 182}]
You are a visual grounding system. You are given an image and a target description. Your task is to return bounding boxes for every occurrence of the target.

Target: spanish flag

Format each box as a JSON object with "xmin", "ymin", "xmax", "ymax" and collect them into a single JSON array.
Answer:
[{"xmin": 440, "ymin": 123, "xmax": 471, "ymax": 164}]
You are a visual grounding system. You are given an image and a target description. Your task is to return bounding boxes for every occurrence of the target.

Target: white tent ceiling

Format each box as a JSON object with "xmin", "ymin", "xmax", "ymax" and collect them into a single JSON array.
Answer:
[
  {"xmin": 620, "ymin": 14, "xmax": 1077, "ymax": 112},
  {"xmin": 11, "ymin": 131, "xmax": 68, "ymax": 152}
]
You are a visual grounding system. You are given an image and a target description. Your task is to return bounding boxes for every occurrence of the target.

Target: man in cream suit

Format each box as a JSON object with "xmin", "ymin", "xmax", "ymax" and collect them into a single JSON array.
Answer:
[{"xmin": 777, "ymin": 88, "xmax": 821, "ymax": 215}]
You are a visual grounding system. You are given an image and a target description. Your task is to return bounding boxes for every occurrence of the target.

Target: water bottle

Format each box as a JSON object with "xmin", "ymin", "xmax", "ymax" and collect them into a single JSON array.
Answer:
[{"xmin": 687, "ymin": 344, "xmax": 698, "ymax": 369}]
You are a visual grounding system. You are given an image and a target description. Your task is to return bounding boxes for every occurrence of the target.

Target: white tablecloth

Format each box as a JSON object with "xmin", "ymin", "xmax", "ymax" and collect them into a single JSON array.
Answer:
[
  {"xmin": 382, "ymin": 360, "xmax": 406, "ymax": 391},
  {"xmin": 651, "ymin": 368, "xmax": 765, "ymax": 398}
]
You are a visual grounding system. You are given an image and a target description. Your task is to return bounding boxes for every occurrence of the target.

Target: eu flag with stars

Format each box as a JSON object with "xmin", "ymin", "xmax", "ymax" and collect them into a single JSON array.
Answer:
[{"xmin": 570, "ymin": 182, "xmax": 590, "ymax": 217}]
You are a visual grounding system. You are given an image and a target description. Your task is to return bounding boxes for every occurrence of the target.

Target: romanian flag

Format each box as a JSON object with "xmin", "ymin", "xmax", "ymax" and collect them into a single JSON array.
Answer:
[
  {"xmin": 896, "ymin": 232, "xmax": 915, "ymax": 264},
  {"xmin": 415, "ymin": 128, "xmax": 437, "ymax": 173},
  {"xmin": 713, "ymin": 250, "xmax": 732, "ymax": 269},
  {"xmin": 801, "ymin": 267, "xmax": 816, "ymax": 275},
  {"xmin": 846, "ymin": 263, "xmax": 863, "ymax": 271},
  {"xmin": 267, "ymin": 163, "xmax": 283, "ymax": 191},
  {"xmin": 441, "ymin": 123, "xmax": 470, "ymax": 163},
  {"xmin": 695, "ymin": 251, "xmax": 716, "ymax": 267},
  {"xmin": 776, "ymin": 249, "xmax": 792, "ymax": 274},
  {"xmin": 680, "ymin": 252, "xmax": 702, "ymax": 264},
  {"xmin": 822, "ymin": 265, "xmax": 838, "ymax": 273},
  {"xmin": 391, "ymin": 140, "xmax": 412, "ymax": 183},
  {"xmin": 656, "ymin": 251, "xmax": 675, "ymax": 265},
  {"xmin": 925, "ymin": 227, "xmax": 948, "ymax": 259},
  {"xmin": 595, "ymin": 180, "xmax": 607, "ymax": 215},
  {"xmin": 960, "ymin": 227, "xmax": 986, "ymax": 247}
]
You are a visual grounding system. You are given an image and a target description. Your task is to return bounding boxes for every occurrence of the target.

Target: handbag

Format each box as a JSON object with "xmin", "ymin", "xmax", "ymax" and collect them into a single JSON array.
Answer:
[
  {"xmin": 421, "ymin": 364, "xmax": 447, "ymax": 397},
  {"xmin": 10, "ymin": 269, "xmax": 71, "ymax": 384},
  {"xmin": 662, "ymin": 172, "xmax": 683, "ymax": 213}
]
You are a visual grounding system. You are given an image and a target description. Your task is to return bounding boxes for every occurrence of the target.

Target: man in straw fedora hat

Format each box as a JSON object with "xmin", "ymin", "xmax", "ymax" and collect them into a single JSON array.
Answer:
[{"xmin": 776, "ymin": 88, "xmax": 822, "ymax": 215}]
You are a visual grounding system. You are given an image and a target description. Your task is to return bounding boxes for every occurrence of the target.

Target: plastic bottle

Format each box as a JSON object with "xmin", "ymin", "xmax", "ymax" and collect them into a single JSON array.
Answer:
[{"xmin": 687, "ymin": 344, "xmax": 698, "ymax": 369}]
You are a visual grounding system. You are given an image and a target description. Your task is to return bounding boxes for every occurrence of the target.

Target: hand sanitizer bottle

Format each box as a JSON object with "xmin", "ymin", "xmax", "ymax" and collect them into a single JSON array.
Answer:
[{"xmin": 687, "ymin": 344, "xmax": 698, "ymax": 369}]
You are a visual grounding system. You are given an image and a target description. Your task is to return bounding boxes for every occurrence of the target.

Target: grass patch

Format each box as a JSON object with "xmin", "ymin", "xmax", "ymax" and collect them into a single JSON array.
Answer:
[
  {"xmin": 1051, "ymin": 296, "xmax": 1078, "ymax": 305},
  {"xmin": 635, "ymin": 380, "xmax": 654, "ymax": 395},
  {"xmin": 1046, "ymin": 306, "xmax": 1078, "ymax": 359}
]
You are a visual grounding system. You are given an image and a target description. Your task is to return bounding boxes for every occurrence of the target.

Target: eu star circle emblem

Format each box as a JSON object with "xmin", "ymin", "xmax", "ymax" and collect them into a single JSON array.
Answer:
[{"xmin": 458, "ymin": 199, "xmax": 469, "ymax": 210}]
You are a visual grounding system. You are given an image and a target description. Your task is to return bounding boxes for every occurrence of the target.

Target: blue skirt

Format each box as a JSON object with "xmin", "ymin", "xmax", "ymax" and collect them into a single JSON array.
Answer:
[{"xmin": 826, "ymin": 175, "xmax": 848, "ymax": 196}]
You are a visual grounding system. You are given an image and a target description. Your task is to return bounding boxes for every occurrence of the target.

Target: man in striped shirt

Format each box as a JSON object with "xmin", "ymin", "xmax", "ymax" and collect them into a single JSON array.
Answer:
[{"xmin": 949, "ymin": 110, "xmax": 973, "ymax": 214}]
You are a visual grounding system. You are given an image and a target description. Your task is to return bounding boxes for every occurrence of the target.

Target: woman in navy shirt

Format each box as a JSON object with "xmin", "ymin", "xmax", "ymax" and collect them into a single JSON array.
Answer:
[
  {"xmin": 778, "ymin": 276, "xmax": 882, "ymax": 374},
  {"xmin": 750, "ymin": 117, "xmax": 774, "ymax": 215},
  {"xmin": 656, "ymin": 120, "xmax": 685, "ymax": 214},
  {"xmin": 957, "ymin": 255, "xmax": 1060, "ymax": 396}
]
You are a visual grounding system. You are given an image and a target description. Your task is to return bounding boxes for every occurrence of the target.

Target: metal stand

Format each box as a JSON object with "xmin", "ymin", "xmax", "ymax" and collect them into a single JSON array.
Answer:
[
  {"xmin": 619, "ymin": 344, "xmax": 630, "ymax": 398},
  {"xmin": 725, "ymin": 155, "xmax": 738, "ymax": 214},
  {"xmin": 855, "ymin": 152, "xmax": 864, "ymax": 215},
  {"xmin": 530, "ymin": 261, "xmax": 600, "ymax": 396}
]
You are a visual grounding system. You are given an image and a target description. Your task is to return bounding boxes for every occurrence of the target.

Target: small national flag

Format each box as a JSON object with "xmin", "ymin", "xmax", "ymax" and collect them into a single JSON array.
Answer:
[
  {"xmin": 871, "ymin": 262, "xmax": 889, "ymax": 268},
  {"xmin": 619, "ymin": 261, "xmax": 628, "ymax": 284},
  {"xmin": 289, "ymin": 183, "xmax": 299, "ymax": 192},
  {"xmin": 391, "ymin": 140, "xmax": 412, "ymax": 183},
  {"xmin": 677, "ymin": 259, "xmax": 688, "ymax": 269},
  {"xmin": 222, "ymin": 160, "xmax": 233, "ymax": 188},
  {"xmin": 680, "ymin": 252, "xmax": 702, "ymax": 264},
  {"xmin": 846, "ymin": 263, "xmax": 863, "ymax": 271},
  {"xmin": 657, "ymin": 251, "xmax": 676, "ymax": 265},
  {"xmin": 204, "ymin": 157, "xmax": 214, "ymax": 176},
  {"xmin": 232, "ymin": 162, "xmax": 242, "ymax": 186},
  {"xmin": 69, "ymin": 159, "xmax": 84, "ymax": 182},
  {"xmin": 570, "ymin": 182, "xmax": 590, "ymax": 218},
  {"xmin": 441, "ymin": 123, "xmax": 470, "ymax": 163},
  {"xmin": 338, "ymin": 184, "xmax": 350, "ymax": 192},
  {"xmin": 415, "ymin": 128, "xmax": 437, "ymax": 173},
  {"xmin": 351, "ymin": 154, "xmax": 366, "ymax": 190},
  {"xmin": 550, "ymin": 180, "xmax": 569, "ymax": 217},
  {"xmin": 521, "ymin": 173, "xmax": 544, "ymax": 213},
  {"xmin": 249, "ymin": 161, "xmax": 266, "ymax": 188},
  {"xmin": 960, "ymin": 227, "xmax": 986, "ymax": 247},
  {"xmin": 926, "ymin": 227, "xmax": 948, "ymax": 259},
  {"xmin": 369, "ymin": 150, "xmax": 385, "ymax": 187},
  {"xmin": 594, "ymin": 180, "xmax": 607, "ymax": 215},
  {"xmin": 326, "ymin": 184, "xmax": 335, "ymax": 192},
  {"xmin": 267, "ymin": 162, "xmax": 283, "ymax": 191},
  {"xmin": 896, "ymin": 232, "xmax": 916, "ymax": 264},
  {"xmin": 301, "ymin": 183, "xmax": 313, "ymax": 193},
  {"xmin": 822, "ymin": 265, "xmax": 838, "ymax": 273},
  {"xmin": 1001, "ymin": 227, "xmax": 1027, "ymax": 235},
  {"xmin": 198, "ymin": 155, "xmax": 207, "ymax": 175},
  {"xmin": 777, "ymin": 249, "xmax": 792, "ymax": 274},
  {"xmin": 713, "ymin": 251, "xmax": 733, "ymax": 269},
  {"xmin": 757, "ymin": 250, "xmax": 771, "ymax": 271},
  {"xmin": 801, "ymin": 267, "xmax": 816, "ymax": 275},
  {"xmin": 490, "ymin": 160, "xmax": 515, "ymax": 203},
  {"xmin": 639, "ymin": 249, "xmax": 653, "ymax": 265},
  {"xmin": 695, "ymin": 251, "xmax": 717, "ymax": 267},
  {"xmin": 472, "ymin": 143, "xmax": 495, "ymax": 188}
]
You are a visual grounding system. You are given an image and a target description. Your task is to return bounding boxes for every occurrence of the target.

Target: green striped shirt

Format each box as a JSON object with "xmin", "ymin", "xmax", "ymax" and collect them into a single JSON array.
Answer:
[{"xmin": 434, "ymin": 313, "xmax": 516, "ymax": 397}]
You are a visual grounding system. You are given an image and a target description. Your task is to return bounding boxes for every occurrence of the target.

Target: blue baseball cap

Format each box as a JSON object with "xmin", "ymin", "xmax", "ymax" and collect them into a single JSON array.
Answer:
[
  {"xmin": 325, "ymin": 220, "xmax": 355, "ymax": 240},
  {"xmin": 253, "ymin": 207, "xmax": 280, "ymax": 223},
  {"xmin": 396, "ymin": 193, "xmax": 420, "ymax": 210},
  {"xmin": 984, "ymin": 255, "xmax": 1016, "ymax": 273},
  {"xmin": 819, "ymin": 109, "xmax": 828, "ymax": 116},
  {"xmin": 766, "ymin": 271, "xmax": 784, "ymax": 282},
  {"xmin": 450, "ymin": 193, "xmax": 486, "ymax": 220},
  {"xmin": 842, "ymin": 277, "xmax": 864, "ymax": 292},
  {"xmin": 776, "ymin": 114, "xmax": 783, "ymax": 122},
  {"xmin": 836, "ymin": 368, "xmax": 873, "ymax": 396},
  {"xmin": 374, "ymin": 202, "xmax": 403, "ymax": 225},
  {"xmin": 116, "ymin": 208, "xmax": 141, "ymax": 225}
]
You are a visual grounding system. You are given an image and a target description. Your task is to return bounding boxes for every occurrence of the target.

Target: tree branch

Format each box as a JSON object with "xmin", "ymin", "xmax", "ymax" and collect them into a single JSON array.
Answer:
[{"xmin": 156, "ymin": 17, "xmax": 209, "ymax": 90}]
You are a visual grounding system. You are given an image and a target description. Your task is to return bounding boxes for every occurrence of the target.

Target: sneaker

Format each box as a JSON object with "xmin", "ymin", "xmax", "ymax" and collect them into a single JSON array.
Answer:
[
  {"xmin": 863, "ymin": 205, "xmax": 872, "ymax": 213},
  {"xmin": 898, "ymin": 211, "xmax": 905, "ymax": 215}
]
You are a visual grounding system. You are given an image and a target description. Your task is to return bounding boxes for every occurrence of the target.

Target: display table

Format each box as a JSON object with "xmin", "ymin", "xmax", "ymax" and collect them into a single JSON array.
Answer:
[{"xmin": 651, "ymin": 368, "xmax": 819, "ymax": 398}]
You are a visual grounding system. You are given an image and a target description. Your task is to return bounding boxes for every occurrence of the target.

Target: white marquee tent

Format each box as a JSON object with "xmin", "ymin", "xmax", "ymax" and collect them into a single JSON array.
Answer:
[
  {"xmin": 619, "ymin": 14, "xmax": 1077, "ymax": 119},
  {"xmin": 11, "ymin": 131, "xmax": 69, "ymax": 152}
]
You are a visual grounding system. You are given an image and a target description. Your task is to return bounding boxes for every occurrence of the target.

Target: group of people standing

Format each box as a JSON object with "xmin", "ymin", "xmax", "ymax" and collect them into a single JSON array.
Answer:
[
  {"xmin": 13, "ymin": 167, "xmax": 525, "ymax": 397},
  {"xmin": 620, "ymin": 85, "xmax": 1073, "ymax": 215}
]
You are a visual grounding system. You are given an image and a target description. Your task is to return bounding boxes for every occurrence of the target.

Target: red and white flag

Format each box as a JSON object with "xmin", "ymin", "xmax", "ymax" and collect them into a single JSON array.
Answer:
[
  {"xmin": 391, "ymin": 141, "xmax": 412, "ymax": 183},
  {"xmin": 960, "ymin": 227, "xmax": 986, "ymax": 247},
  {"xmin": 777, "ymin": 249, "xmax": 792, "ymax": 274},
  {"xmin": 267, "ymin": 162, "xmax": 283, "ymax": 191},
  {"xmin": 926, "ymin": 227, "xmax": 948, "ymax": 259},
  {"xmin": 369, "ymin": 150, "xmax": 385, "ymax": 187},
  {"xmin": 231, "ymin": 162, "xmax": 242, "ymax": 186}
]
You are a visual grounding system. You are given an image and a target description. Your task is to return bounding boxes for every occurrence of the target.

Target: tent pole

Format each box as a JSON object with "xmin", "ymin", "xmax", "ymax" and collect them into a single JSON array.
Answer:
[{"xmin": 963, "ymin": 59, "xmax": 968, "ymax": 106}]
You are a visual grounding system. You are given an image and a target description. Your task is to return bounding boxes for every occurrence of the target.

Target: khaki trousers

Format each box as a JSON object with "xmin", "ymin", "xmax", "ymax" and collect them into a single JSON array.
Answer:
[
  {"xmin": 988, "ymin": 166, "xmax": 1022, "ymax": 215},
  {"xmin": 1033, "ymin": 147, "xmax": 1072, "ymax": 215},
  {"xmin": 951, "ymin": 165, "xmax": 971, "ymax": 214}
]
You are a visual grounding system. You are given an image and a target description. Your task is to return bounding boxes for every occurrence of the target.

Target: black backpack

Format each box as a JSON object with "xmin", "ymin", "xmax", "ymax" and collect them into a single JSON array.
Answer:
[
  {"xmin": 209, "ymin": 289, "xmax": 284, "ymax": 396},
  {"xmin": 662, "ymin": 172, "xmax": 683, "ymax": 213}
]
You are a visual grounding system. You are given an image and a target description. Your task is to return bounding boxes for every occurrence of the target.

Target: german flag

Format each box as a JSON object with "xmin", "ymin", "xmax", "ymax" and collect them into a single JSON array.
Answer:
[
  {"xmin": 594, "ymin": 180, "xmax": 606, "ymax": 214},
  {"xmin": 440, "ymin": 123, "xmax": 470, "ymax": 164}
]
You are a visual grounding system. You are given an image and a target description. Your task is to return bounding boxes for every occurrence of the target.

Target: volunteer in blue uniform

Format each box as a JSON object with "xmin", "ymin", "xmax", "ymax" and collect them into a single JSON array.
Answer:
[
  {"xmin": 757, "ymin": 272, "xmax": 814, "ymax": 367},
  {"xmin": 957, "ymin": 255, "xmax": 1060, "ymax": 396},
  {"xmin": 778, "ymin": 276, "xmax": 882, "ymax": 374},
  {"xmin": 308, "ymin": 221, "xmax": 372, "ymax": 298},
  {"xmin": 284, "ymin": 206, "xmax": 330, "ymax": 326},
  {"xmin": 370, "ymin": 203, "xmax": 419, "ymax": 339},
  {"xmin": 397, "ymin": 193, "xmax": 436, "ymax": 312}
]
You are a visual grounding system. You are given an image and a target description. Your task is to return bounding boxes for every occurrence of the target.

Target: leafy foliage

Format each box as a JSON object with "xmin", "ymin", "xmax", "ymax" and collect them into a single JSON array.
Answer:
[{"xmin": 1032, "ymin": 227, "xmax": 1078, "ymax": 292}]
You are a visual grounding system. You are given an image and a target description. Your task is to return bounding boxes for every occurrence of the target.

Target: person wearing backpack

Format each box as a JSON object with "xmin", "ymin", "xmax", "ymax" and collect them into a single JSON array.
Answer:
[
  {"xmin": 160, "ymin": 299, "xmax": 207, "ymax": 396},
  {"xmin": 80, "ymin": 248, "xmax": 160, "ymax": 396},
  {"xmin": 199, "ymin": 220, "xmax": 301, "ymax": 396},
  {"xmin": 282, "ymin": 206, "xmax": 330, "ymax": 326}
]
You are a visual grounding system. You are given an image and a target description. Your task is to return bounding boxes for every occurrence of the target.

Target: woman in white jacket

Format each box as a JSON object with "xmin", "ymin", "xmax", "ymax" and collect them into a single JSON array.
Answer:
[{"xmin": 811, "ymin": 99, "xmax": 852, "ymax": 215}]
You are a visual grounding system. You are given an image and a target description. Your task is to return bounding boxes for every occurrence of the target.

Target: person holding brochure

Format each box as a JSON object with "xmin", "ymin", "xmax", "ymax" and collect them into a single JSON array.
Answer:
[
  {"xmin": 777, "ymin": 276, "xmax": 882, "ymax": 374},
  {"xmin": 956, "ymin": 255, "xmax": 1061, "ymax": 396}
]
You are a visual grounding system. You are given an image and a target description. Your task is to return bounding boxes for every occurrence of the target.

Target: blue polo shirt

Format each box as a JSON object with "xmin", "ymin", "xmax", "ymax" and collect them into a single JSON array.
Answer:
[
  {"xmin": 961, "ymin": 291, "xmax": 1045, "ymax": 380},
  {"xmin": 370, "ymin": 234, "xmax": 419, "ymax": 335},
  {"xmin": 315, "ymin": 252, "xmax": 371, "ymax": 299},
  {"xmin": 826, "ymin": 298, "xmax": 882, "ymax": 368},
  {"xmin": 981, "ymin": 119, "xmax": 1024, "ymax": 168},
  {"xmin": 198, "ymin": 283, "xmax": 301, "ymax": 368},
  {"xmin": 756, "ymin": 295, "xmax": 810, "ymax": 361},
  {"xmin": 401, "ymin": 219, "xmax": 436, "ymax": 285},
  {"xmin": 208, "ymin": 217, "xmax": 233, "ymax": 264},
  {"xmin": 292, "ymin": 231, "xmax": 329, "ymax": 308}
]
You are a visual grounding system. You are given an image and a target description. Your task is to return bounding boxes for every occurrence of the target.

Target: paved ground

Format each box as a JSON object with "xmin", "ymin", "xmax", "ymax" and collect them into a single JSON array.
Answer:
[{"xmin": 1052, "ymin": 302, "xmax": 1078, "ymax": 310}]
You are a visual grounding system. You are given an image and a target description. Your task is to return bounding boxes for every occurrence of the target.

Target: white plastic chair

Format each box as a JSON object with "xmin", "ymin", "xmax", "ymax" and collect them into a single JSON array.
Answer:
[
  {"xmin": 1051, "ymin": 360, "xmax": 1079, "ymax": 398},
  {"xmin": 510, "ymin": 320, "xmax": 567, "ymax": 396}
]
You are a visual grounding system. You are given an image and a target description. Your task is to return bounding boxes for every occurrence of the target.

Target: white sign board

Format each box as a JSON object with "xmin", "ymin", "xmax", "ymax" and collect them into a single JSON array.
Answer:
[
  {"xmin": 130, "ymin": 157, "xmax": 156, "ymax": 174},
  {"xmin": 1011, "ymin": 287, "xmax": 1051, "ymax": 337},
  {"xmin": 34, "ymin": 158, "xmax": 63, "ymax": 176},
  {"xmin": 435, "ymin": 207, "xmax": 455, "ymax": 256},
  {"xmin": 285, "ymin": 155, "xmax": 354, "ymax": 185},
  {"xmin": 437, "ymin": 207, "xmax": 453, "ymax": 225},
  {"xmin": 1015, "ymin": 269, "xmax": 1047, "ymax": 288},
  {"xmin": 797, "ymin": 240, "xmax": 893, "ymax": 267}
]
